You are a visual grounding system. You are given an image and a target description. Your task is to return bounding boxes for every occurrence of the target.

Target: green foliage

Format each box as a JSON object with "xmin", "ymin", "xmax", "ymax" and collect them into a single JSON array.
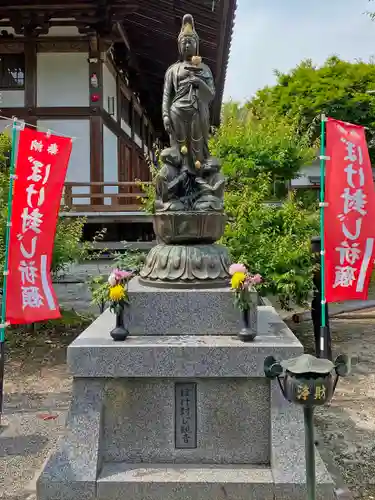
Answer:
[
  {"xmin": 89, "ymin": 244, "xmax": 146, "ymax": 312},
  {"xmin": 248, "ymin": 56, "xmax": 375, "ymax": 160},
  {"xmin": 222, "ymin": 176, "xmax": 319, "ymax": 309},
  {"xmin": 210, "ymin": 102, "xmax": 314, "ymax": 190},
  {"xmin": 367, "ymin": 0, "xmax": 375, "ymax": 20},
  {"xmin": 295, "ymin": 188, "xmax": 319, "ymax": 210},
  {"xmin": 0, "ymin": 133, "xmax": 11, "ymax": 274},
  {"xmin": 112, "ymin": 244, "xmax": 146, "ymax": 273},
  {"xmin": 0, "ymin": 132, "xmax": 10, "ymax": 167},
  {"xmin": 137, "ymin": 144, "xmax": 160, "ymax": 213},
  {"xmin": 52, "ymin": 217, "xmax": 91, "ymax": 277},
  {"xmin": 88, "ymin": 275, "xmax": 108, "ymax": 313}
]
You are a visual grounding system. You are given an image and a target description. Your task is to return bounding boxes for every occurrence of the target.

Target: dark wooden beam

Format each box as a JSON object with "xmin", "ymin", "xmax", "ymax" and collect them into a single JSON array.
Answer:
[
  {"xmin": 134, "ymin": 48, "xmax": 216, "ymax": 66},
  {"xmin": 215, "ymin": 0, "xmax": 230, "ymax": 93},
  {"xmin": 24, "ymin": 41, "xmax": 37, "ymax": 108},
  {"xmin": 0, "ymin": 106, "xmax": 93, "ymax": 117},
  {"xmin": 134, "ymin": 0, "xmax": 222, "ymax": 28},
  {"xmin": 212, "ymin": 0, "xmax": 236, "ymax": 125},
  {"xmin": 89, "ymin": 34, "xmax": 103, "ymax": 203},
  {"xmin": 0, "ymin": 3, "xmax": 98, "ymax": 11},
  {"xmin": 116, "ymin": 73, "xmax": 121, "ymax": 125},
  {"xmin": 90, "ymin": 116, "xmax": 103, "ymax": 198},
  {"xmin": 124, "ymin": 19, "xmax": 217, "ymax": 49}
]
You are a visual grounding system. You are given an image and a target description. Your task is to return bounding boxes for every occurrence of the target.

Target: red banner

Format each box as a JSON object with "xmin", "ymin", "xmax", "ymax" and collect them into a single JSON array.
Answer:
[
  {"xmin": 6, "ymin": 127, "xmax": 72, "ymax": 324},
  {"xmin": 325, "ymin": 118, "xmax": 375, "ymax": 302}
]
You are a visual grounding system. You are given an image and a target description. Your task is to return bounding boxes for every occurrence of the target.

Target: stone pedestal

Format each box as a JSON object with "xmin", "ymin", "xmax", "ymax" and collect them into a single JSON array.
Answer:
[
  {"xmin": 127, "ymin": 277, "xmax": 257, "ymax": 335},
  {"xmin": 36, "ymin": 290, "xmax": 335, "ymax": 500}
]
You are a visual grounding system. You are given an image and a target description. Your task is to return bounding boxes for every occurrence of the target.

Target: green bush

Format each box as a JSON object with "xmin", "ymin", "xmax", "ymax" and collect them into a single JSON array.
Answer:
[
  {"xmin": 211, "ymin": 104, "xmax": 319, "ymax": 309},
  {"xmin": 89, "ymin": 244, "xmax": 147, "ymax": 312},
  {"xmin": 210, "ymin": 102, "xmax": 314, "ymax": 191},
  {"xmin": 222, "ymin": 175, "xmax": 319, "ymax": 309},
  {"xmin": 52, "ymin": 217, "xmax": 91, "ymax": 277},
  {"xmin": 138, "ymin": 144, "xmax": 160, "ymax": 214}
]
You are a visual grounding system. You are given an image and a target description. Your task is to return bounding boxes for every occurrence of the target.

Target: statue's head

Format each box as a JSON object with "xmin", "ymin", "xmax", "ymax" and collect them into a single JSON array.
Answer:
[{"xmin": 178, "ymin": 14, "xmax": 199, "ymax": 60}]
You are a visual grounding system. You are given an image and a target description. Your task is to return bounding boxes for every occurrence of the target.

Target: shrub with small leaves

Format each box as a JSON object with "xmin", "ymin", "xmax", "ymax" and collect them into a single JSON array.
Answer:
[
  {"xmin": 222, "ymin": 175, "xmax": 319, "ymax": 310},
  {"xmin": 89, "ymin": 243, "xmax": 147, "ymax": 312},
  {"xmin": 137, "ymin": 144, "xmax": 160, "ymax": 214},
  {"xmin": 210, "ymin": 102, "xmax": 314, "ymax": 191}
]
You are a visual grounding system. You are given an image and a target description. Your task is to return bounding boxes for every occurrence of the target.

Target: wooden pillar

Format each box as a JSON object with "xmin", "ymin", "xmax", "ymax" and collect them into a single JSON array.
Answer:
[
  {"xmin": 116, "ymin": 76, "xmax": 122, "ymax": 195},
  {"xmin": 130, "ymin": 96, "xmax": 135, "ymax": 141},
  {"xmin": 24, "ymin": 41, "xmax": 37, "ymax": 109},
  {"xmin": 129, "ymin": 96, "xmax": 135, "ymax": 186},
  {"xmin": 88, "ymin": 35, "xmax": 103, "ymax": 206},
  {"xmin": 116, "ymin": 75, "xmax": 121, "ymax": 124}
]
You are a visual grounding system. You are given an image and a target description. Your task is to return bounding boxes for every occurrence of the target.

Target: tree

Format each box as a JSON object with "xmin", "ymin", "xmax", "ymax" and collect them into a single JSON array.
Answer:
[
  {"xmin": 210, "ymin": 102, "xmax": 314, "ymax": 191},
  {"xmin": 210, "ymin": 104, "xmax": 319, "ymax": 308},
  {"xmin": 248, "ymin": 56, "xmax": 375, "ymax": 161},
  {"xmin": 367, "ymin": 0, "xmax": 375, "ymax": 20}
]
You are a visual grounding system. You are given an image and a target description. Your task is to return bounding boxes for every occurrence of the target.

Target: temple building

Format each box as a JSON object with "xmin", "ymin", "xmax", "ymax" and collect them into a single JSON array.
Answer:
[{"xmin": 0, "ymin": 0, "xmax": 236, "ymax": 241}]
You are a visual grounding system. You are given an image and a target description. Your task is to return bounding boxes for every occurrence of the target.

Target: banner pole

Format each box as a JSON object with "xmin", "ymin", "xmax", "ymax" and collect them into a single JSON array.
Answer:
[
  {"xmin": 0, "ymin": 118, "xmax": 19, "ymax": 426},
  {"xmin": 319, "ymin": 114, "xmax": 330, "ymax": 359}
]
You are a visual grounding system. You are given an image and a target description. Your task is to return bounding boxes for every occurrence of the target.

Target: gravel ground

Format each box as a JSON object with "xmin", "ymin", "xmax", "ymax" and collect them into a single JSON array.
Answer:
[
  {"xmin": 1, "ymin": 307, "xmax": 375, "ymax": 499},
  {"xmin": 289, "ymin": 310, "xmax": 375, "ymax": 500}
]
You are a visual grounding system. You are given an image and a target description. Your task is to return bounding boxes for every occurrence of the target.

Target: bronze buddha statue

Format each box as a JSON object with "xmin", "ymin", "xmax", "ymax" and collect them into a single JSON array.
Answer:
[
  {"xmin": 140, "ymin": 14, "xmax": 230, "ymax": 288},
  {"xmin": 155, "ymin": 13, "xmax": 225, "ymax": 212}
]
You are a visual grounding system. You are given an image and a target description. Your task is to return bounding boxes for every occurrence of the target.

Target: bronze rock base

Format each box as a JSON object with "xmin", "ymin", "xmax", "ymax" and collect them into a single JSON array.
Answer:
[{"xmin": 139, "ymin": 243, "xmax": 231, "ymax": 289}]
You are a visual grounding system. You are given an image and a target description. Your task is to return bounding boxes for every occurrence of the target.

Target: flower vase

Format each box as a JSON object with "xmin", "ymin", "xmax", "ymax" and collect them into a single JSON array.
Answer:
[
  {"xmin": 237, "ymin": 305, "xmax": 257, "ymax": 342},
  {"xmin": 110, "ymin": 308, "xmax": 129, "ymax": 341}
]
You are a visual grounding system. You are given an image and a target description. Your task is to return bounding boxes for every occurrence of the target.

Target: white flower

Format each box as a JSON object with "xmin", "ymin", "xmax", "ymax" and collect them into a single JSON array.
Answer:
[{"xmin": 108, "ymin": 273, "xmax": 117, "ymax": 286}]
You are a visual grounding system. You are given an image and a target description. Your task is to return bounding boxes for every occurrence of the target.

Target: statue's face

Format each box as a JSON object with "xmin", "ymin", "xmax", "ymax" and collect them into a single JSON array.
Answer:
[{"xmin": 179, "ymin": 36, "xmax": 197, "ymax": 59}]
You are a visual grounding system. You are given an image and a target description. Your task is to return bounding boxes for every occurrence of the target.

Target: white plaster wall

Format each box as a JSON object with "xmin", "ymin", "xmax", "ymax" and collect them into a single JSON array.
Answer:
[
  {"xmin": 0, "ymin": 118, "xmax": 25, "ymax": 133},
  {"xmin": 37, "ymin": 53, "xmax": 89, "ymax": 107},
  {"xmin": 134, "ymin": 134, "xmax": 142, "ymax": 149},
  {"xmin": 121, "ymin": 119, "xmax": 131, "ymax": 137},
  {"xmin": 102, "ymin": 63, "xmax": 117, "ymax": 121},
  {"xmin": 0, "ymin": 119, "xmax": 9, "ymax": 133},
  {"xmin": 103, "ymin": 125, "xmax": 118, "ymax": 205},
  {"xmin": 0, "ymin": 90, "xmax": 24, "ymax": 107},
  {"xmin": 41, "ymin": 26, "xmax": 81, "ymax": 37},
  {"xmin": 291, "ymin": 164, "xmax": 321, "ymax": 187},
  {"xmin": 37, "ymin": 119, "xmax": 90, "ymax": 205}
]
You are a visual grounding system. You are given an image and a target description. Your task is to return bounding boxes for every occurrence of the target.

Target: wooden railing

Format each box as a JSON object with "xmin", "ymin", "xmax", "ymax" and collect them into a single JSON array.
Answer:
[{"xmin": 61, "ymin": 182, "xmax": 152, "ymax": 212}]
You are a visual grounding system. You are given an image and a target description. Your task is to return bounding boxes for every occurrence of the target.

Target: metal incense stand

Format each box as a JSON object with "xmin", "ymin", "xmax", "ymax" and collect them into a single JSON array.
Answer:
[{"xmin": 264, "ymin": 353, "xmax": 350, "ymax": 500}]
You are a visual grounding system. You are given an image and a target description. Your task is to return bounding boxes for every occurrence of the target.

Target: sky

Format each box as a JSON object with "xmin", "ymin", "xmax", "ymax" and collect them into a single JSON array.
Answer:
[{"xmin": 223, "ymin": 0, "xmax": 375, "ymax": 102}]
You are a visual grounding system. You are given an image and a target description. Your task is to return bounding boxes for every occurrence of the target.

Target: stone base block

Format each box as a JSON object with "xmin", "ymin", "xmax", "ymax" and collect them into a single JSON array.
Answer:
[
  {"xmin": 37, "ymin": 304, "xmax": 335, "ymax": 500},
  {"xmin": 127, "ymin": 276, "xmax": 257, "ymax": 335},
  {"xmin": 97, "ymin": 463, "xmax": 335, "ymax": 500},
  {"xmin": 97, "ymin": 463, "xmax": 274, "ymax": 500}
]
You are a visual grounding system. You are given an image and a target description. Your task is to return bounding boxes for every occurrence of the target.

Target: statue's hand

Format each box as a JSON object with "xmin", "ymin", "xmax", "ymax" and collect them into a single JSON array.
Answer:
[
  {"xmin": 163, "ymin": 116, "xmax": 171, "ymax": 134},
  {"xmin": 190, "ymin": 76, "xmax": 201, "ymax": 89}
]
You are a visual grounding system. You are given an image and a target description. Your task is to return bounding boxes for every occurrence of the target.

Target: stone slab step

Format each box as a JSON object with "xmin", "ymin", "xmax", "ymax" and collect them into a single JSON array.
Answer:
[{"xmin": 97, "ymin": 462, "xmax": 274, "ymax": 500}]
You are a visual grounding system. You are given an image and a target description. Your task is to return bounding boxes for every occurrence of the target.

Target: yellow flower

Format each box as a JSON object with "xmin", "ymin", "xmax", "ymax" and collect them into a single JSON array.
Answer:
[
  {"xmin": 231, "ymin": 272, "xmax": 246, "ymax": 289},
  {"xmin": 109, "ymin": 284, "xmax": 126, "ymax": 302}
]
